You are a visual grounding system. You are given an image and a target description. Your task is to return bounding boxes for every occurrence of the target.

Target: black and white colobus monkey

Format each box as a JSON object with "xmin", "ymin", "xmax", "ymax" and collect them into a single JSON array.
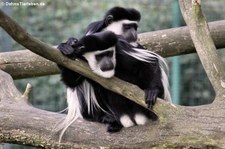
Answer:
[
  {"xmin": 85, "ymin": 6, "xmax": 171, "ymax": 106},
  {"xmin": 57, "ymin": 31, "xmax": 158, "ymax": 138},
  {"xmin": 57, "ymin": 7, "xmax": 171, "ymax": 137}
]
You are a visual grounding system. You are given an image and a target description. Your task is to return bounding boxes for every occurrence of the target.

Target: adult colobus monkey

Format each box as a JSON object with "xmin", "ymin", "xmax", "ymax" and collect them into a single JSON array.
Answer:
[
  {"xmin": 86, "ymin": 6, "xmax": 171, "ymax": 107},
  {"xmin": 57, "ymin": 31, "xmax": 158, "ymax": 140}
]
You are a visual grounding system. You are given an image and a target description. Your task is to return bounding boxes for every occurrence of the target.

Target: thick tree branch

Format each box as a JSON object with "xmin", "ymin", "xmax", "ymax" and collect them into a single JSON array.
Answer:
[
  {"xmin": 179, "ymin": 0, "xmax": 225, "ymax": 97},
  {"xmin": 0, "ymin": 20, "xmax": 224, "ymax": 60},
  {"xmin": 0, "ymin": 50, "xmax": 59, "ymax": 79},
  {"xmin": 1, "ymin": 69, "xmax": 225, "ymax": 148},
  {"xmin": 1, "ymin": 20, "xmax": 225, "ymax": 79},
  {"xmin": 139, "ymin": 20, "xmax": 225, "ymax": 57}
]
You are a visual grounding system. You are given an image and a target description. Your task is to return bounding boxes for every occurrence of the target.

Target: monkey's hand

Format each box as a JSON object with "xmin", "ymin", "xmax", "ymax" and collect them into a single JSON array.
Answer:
[
  {"xmin": 71, "ymin": 42, "xmax": 86, "ymax": 55},
  {"xmin": 57, "ymin": 37, "xmax": 78, "ymax": 57},
  {"xmin": 144, "ymin": 89, "xmax": 158, "ymax": 109}
]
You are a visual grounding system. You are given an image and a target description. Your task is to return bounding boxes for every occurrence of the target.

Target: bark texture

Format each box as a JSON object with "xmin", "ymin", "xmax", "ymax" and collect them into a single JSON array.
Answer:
[
  {"xmin": 0, "ymin": 50, "xmax": 59, "ymax": 79},
  {"xmin": 139, "ymin": 20, "xmax": 225, "ymax": 57}
]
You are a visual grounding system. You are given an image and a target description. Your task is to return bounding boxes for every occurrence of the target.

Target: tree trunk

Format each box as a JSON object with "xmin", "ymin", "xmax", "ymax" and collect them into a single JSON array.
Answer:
[{"xmin": 179, "ymin": 0, "xmax": 225, "ymax": 96}]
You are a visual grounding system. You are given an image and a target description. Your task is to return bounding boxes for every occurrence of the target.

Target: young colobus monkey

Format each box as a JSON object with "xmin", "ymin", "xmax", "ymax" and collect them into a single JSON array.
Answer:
[
  {"xmin": 85, "ymin": 6, "xmax": 171, "ymax": 107},
  {"xmin": 57, "ymin": 31, "xmax": 158, "ymax": 140}
]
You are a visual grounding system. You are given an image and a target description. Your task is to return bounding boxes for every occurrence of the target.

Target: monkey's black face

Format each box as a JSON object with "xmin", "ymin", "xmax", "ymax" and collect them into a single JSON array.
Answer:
[
  {"xmin": 104, "ymin": 20, "xmax": 139, "ymax": 43},
  {"xmin": 95, "ymin": 50, "xmax": 114, "ymax": 71},
  {"xmin": 83, "ymin": 48, "xmax": 116, "ymax": 78},
  {"xmin": 122, "ymin": 23, "xmax": 138, "ymax": 43}
]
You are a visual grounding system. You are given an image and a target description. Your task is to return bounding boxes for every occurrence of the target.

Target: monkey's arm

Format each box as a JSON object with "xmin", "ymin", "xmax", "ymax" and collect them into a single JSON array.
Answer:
[
  {"xmin": 116, "ymin": 40, "xmax": 165, "ymax": 109},
  {"xmin": 134, "ymin": 42, "xmax": 168, "ymax": 108},
  {"xmin": 131, "ymin": 61, "xmax": 163, "ymax": 109},
  {"xmin": 142, "ymin": 63, "xmax": 164, "ymax": 109},
  {"xmin": 58, "ymin": 37, "xmax": 78, "ymax": 58},
  {"xmin": 57, "ymin": 37, "xmax": 84, "ymax": 88}
]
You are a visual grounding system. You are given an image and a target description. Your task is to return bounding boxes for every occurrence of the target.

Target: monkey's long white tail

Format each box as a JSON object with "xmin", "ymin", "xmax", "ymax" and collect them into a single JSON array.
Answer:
[{"xmin": 56, "ymin": 88, "xmax": 82, "ymax": 142}]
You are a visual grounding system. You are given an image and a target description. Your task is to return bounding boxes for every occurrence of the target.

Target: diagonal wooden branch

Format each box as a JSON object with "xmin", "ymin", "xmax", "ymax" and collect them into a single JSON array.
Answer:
[
  {"xmin": 0, "ymin": 9, "xmax": 158, "ymax": 112},
  {"xmin": 179, "ymin": 0, "xmax": 225, "ymax": 97}
]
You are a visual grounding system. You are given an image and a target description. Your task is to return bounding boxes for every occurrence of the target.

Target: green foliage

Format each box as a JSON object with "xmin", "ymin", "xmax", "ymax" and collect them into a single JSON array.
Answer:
[{"xmin": 179, "ymin": 54, "xmax": 215, "ymax": 106}]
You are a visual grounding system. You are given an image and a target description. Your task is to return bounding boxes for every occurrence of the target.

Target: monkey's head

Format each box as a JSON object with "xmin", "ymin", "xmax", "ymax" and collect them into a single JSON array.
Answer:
[
  {"xmin": 73, "ymin": 31, "xmax": 118, "ymax": 78},
  {"xmin": 103, "ymin": 7, "xmax": 141, "ymax": 43}
]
